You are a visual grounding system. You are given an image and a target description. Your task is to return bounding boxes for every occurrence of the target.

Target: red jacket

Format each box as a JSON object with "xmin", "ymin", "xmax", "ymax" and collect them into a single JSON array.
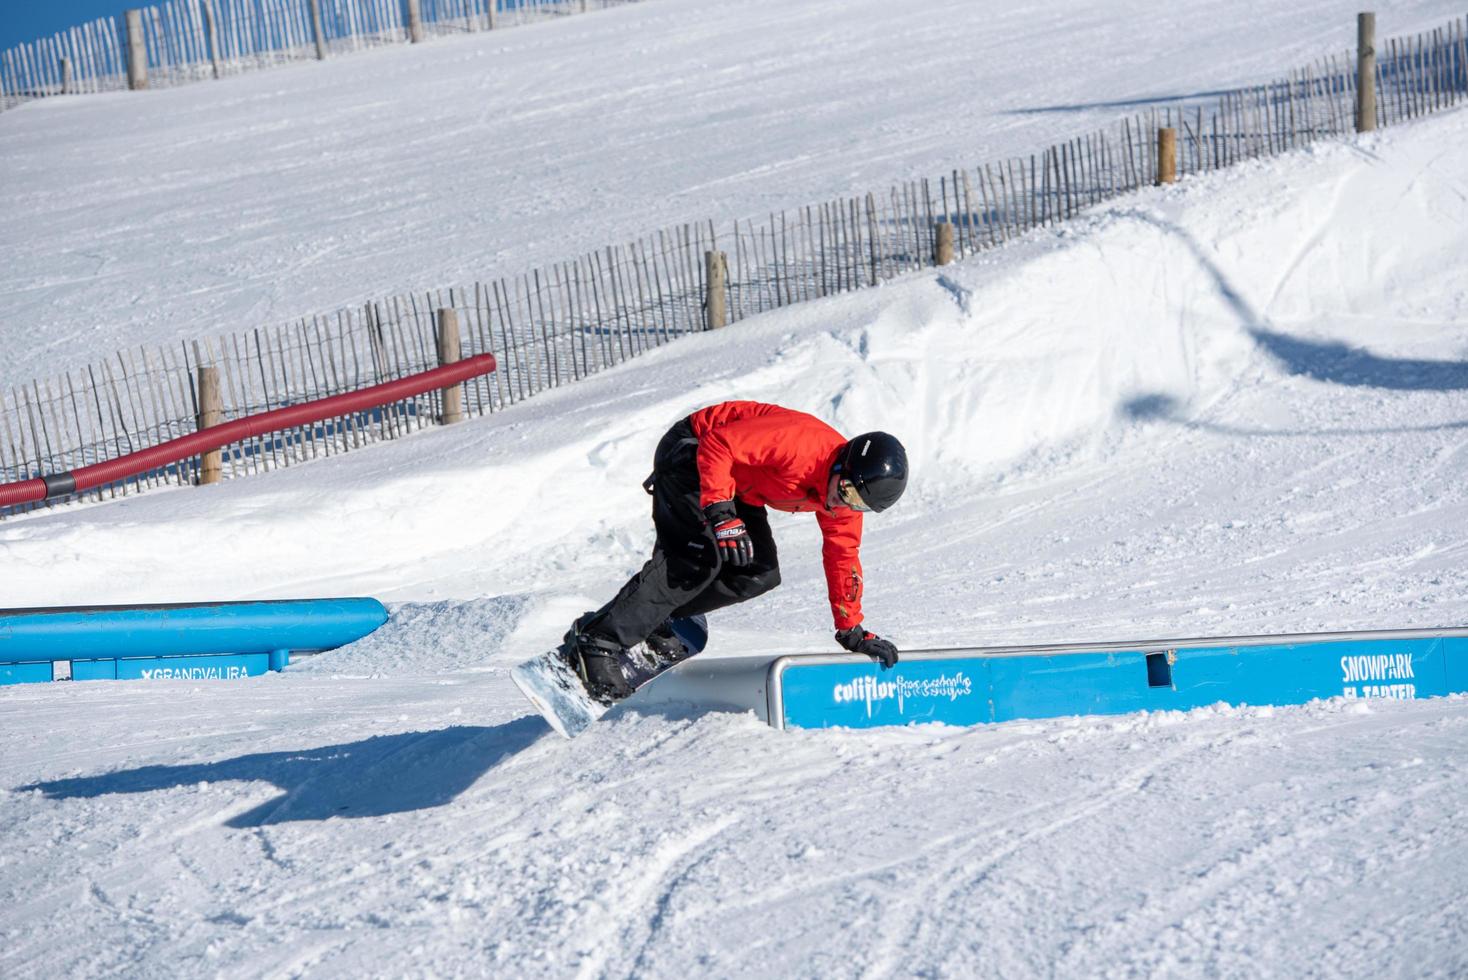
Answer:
[{"xmin": 688, "ymin": 401, "xmax": 864, "ymax": 630}]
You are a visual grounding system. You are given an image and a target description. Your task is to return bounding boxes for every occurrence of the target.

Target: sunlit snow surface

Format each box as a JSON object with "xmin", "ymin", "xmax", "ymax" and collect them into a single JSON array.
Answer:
[
  {"xmin": 4, "ymin": 2, "xmax": 1468, "ymax": 976},
  {"xmin": 2, "ymin": 0, "xmax": 1466, "ymax": 389}
]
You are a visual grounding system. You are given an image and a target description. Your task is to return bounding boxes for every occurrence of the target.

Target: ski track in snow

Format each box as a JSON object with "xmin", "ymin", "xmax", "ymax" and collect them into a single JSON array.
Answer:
[{"xmin": 4, "ymin": 1, "xmax": 1468, "ymax": 977}]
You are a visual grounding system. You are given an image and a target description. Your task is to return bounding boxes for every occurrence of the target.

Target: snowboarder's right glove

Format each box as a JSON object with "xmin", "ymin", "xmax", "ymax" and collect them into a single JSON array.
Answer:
[
  {"xmin": 704, "ymin": 501, "xmax": 754, "ymax": 567},
  {"xmin": 836, "ymin": 625, "xmax": 899, "ymax": 670}
]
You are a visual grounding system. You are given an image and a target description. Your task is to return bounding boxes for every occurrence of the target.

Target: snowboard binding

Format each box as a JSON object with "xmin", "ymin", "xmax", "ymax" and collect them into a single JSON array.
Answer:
[
  {"xmin": 558, "ymin": 614, "xmax": 704, "ymax": 705},
  {"xmin": 644, "ymin": 619, "xmax": 697, "ymax": 666},
  {"xmin": 515, "ymin": 614, "xmax": 710, "ymax": 739},
  {"xmin": 560, "ymin": 623, "xmax": 636, "ymax": 705}
]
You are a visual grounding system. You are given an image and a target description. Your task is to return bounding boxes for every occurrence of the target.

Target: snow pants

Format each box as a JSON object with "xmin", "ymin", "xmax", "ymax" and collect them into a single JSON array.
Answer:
[{"xmin": 583, "ymin": 418, "xmax": 781, "ymax": 648}]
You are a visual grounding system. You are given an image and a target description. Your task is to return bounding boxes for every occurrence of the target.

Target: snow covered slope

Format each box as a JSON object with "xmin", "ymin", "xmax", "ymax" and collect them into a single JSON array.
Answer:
[
  {"xmin": 2, "ymin": 0, "xmax": 1466, "ymax": 389},
  {"xmin": 4, "ymin": 0, "xmax": 1468, "ymax": 974},
  {"xmin": 3, "ymin": 90, "xmax": 1468, "ymax": 977},
  {"xmin": 6, "ymin": 106, "xmax": 1467, "ymax": 643}
]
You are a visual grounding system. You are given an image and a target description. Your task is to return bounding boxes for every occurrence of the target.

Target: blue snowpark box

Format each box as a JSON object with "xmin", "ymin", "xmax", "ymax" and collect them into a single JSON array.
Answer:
[
  {"xmin": 769, "ymin": 629, "xmax": 1468, "ymax": 730},
  {"xmin": 0, "ymin": 598, "xmax": 387, "ymax": 686}
]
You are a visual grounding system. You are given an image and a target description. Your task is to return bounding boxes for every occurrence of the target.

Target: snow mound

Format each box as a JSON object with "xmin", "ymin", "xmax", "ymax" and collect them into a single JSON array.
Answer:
[{"xmin": 7, "ymin": 111, "xmax": 1468, "ymax": 636}]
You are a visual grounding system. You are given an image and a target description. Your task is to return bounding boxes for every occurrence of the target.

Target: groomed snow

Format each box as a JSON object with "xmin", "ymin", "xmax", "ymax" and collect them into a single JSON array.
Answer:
[
  {"xmin": 2, "ymin": 0, "xmax": 1467, "ymax": 389},
  {"xmin": 4, "ymin": 3, "xmax": 1468, "ymax": 976}
]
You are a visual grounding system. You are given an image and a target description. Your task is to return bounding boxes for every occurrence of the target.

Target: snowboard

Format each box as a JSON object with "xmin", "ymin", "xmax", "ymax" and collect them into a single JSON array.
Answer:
[{"xmin": 511, "ymin": 615, "xmax": 709, "ymax": 739}]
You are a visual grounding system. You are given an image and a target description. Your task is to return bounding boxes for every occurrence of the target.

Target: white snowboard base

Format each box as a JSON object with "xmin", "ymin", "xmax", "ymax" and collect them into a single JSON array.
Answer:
[{"xmin": 510, "ymin": 649, "xmax": 608, "ymax": 739}]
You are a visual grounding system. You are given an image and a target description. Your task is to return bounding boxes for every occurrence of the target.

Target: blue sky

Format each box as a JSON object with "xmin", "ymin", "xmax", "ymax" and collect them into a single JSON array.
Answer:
[{"xmin": 1, "ymin": 2, "xmax": 130, "ymax": 52}]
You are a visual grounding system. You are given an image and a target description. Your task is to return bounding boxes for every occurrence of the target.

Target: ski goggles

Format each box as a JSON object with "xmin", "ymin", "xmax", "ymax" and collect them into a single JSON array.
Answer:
[{"xmin": 836, "ymin": 477, "xmax": 874, "ymax": 512}]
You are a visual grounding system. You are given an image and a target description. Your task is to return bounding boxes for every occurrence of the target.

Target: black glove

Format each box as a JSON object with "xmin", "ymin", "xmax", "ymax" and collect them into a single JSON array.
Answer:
[
  {"xmin": 704, "ymin": 501, "xmax": 754, "ymax": 567},
  {"xmin": 835, "ymin": 625, "xmax": 899, "ymax": 669}
]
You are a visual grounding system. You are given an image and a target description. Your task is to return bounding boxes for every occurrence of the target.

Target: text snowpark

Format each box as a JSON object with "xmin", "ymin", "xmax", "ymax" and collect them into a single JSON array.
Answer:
[{"xmin": 1340, "ymin": 653, "xmax": 1416, "ymax": 700}]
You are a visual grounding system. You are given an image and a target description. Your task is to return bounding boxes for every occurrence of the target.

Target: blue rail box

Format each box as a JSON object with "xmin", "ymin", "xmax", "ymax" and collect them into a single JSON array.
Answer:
[
  {"xmin": 0, "ymin": 598, "xmax": 388, "ymax": 686},
  {"xmin": 768, "ymin": 628, "xmax": 1468, "ymax": 730}
]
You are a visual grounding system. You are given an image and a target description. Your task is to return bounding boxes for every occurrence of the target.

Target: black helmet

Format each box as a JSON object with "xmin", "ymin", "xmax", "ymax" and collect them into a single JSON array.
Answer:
[{"xmin": 833, "ymin": 431, "xmax": 908, "ymax": 513}]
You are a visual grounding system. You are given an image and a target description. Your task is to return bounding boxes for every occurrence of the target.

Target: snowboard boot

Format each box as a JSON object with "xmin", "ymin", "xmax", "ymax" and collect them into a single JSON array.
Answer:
[
  {"xmin": 644, "ymin": 619, "xmax": 694, "ymax": 666},
  {"xmin": 560, "ymin": 623, "xmax": 635, "ymax": 705}
]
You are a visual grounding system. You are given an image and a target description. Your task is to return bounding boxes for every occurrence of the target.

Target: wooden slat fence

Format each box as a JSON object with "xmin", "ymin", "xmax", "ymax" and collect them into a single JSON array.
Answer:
[
  {"xmin": 3, "ymin": 16, "xmax": 1467, "ymax": 514},
  {"xmin": 0, "ymin": 15, "xmax": 132, "ymax": 103},
  {"xmin": 0, "ymin": 0, "xmax": 639, "ymax": 109}
]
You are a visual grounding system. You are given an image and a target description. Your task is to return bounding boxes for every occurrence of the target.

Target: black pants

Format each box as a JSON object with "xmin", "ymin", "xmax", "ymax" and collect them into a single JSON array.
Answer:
[{"xmin": 584, "ymin": 419, "xmax": 781, "ymax": 648}]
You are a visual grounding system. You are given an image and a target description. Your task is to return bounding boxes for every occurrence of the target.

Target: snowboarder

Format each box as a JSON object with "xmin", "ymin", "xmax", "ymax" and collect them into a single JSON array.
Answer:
[{"xmin": 564, "ymin": 400, "xmax": 909, "ymax": 703}]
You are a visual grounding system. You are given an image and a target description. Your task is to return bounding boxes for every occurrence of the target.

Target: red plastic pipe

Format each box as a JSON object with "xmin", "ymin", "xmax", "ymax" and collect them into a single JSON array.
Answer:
[{"xmin": 0, "ymin": 354, "xmax": 496, "ymax": 509}]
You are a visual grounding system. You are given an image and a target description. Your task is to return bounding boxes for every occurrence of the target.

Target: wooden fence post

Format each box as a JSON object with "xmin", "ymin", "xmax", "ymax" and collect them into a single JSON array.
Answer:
[
  {"xmin": 201, "ymin": 0, "xmax": 222, "ymax": 79},
  {"xmin": 436, "ymin": 308, "xmax": 465, "ymax": 424},
  {"xmin": 487, "ymin": 0, "xmax": 497, "ymax": 30},
  {"xmin": 309, "ymin": 0, "xmax": 328, "ymax": 60},
  {"xmin": 406, "ymin": 0, "xmax": 424, "ymax": 43},
  {"xmin": 196, "ymin": 366, "xmax": 223, "ymax": 484},
  {"xmin": 60, "ymin": 57, "xmax": 72, "ymax": 94},
  {"xmin": 1357, "ymin": 12, "xmax": 1378, "ymax": 131},
  {"xmin": 705, "ymin": 250, "xmax": 728, "ymax": 330},
  {"xmin": 1156, "ymin": 127, "xmax": 1178, "ymax": 184},
  {"xmin": 124, "ymin": 10, "xmax": 148, "ymax": 90},
  {"xmin": 934, "ymin": 221, "xmax": 955, "ymax": 266}
]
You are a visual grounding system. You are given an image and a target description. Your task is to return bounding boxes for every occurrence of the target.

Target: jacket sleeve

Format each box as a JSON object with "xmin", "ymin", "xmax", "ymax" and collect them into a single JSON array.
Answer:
[
  {"xmin": 695, "ymin": 426, "xmax": 740, "ymax": 507},
  {"xmin": 816, "ymin": 508, "xmax": 864, "ymax": 630}
]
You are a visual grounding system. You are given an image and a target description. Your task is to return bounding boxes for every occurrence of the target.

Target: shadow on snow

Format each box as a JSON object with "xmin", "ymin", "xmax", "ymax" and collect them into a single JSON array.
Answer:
[
  {"xmin": 18, "ymin": 717, "xmax": 550, "ymax": 825},
  {"xmin": 1246, "ymin": 329, "xmax": 1468, "ymax": 392},
  {"xmin": 1002, "ymin": 88, "xmax": 1238, "ymax": 114},
  {"xmin": 1112, "ymin": 209, "xmax": 1468, "ymax": 432}
]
